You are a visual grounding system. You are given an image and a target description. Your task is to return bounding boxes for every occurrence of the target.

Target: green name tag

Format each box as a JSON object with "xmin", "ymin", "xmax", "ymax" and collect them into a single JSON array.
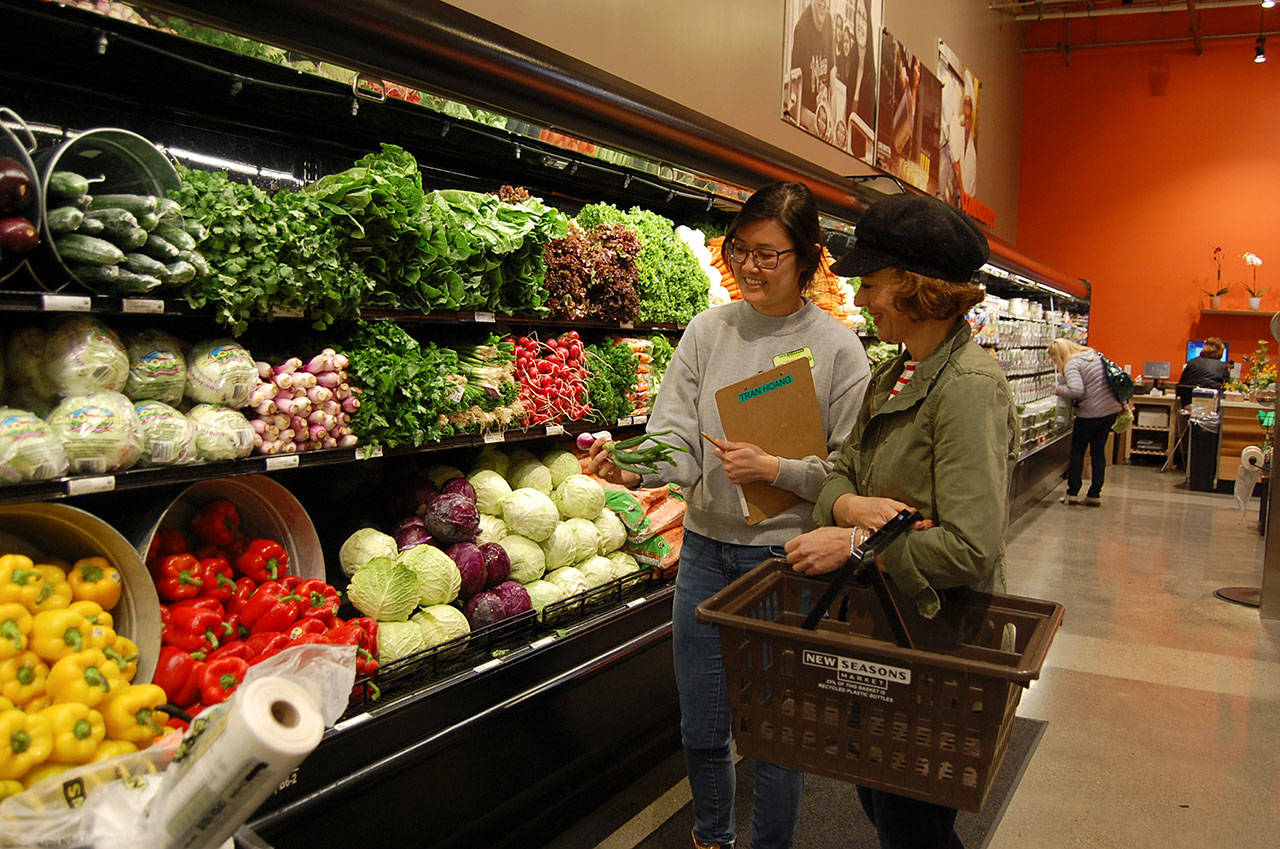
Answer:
[{"xmin": 773, "ymin": 347, "xmax": 815, "ymax": 369}]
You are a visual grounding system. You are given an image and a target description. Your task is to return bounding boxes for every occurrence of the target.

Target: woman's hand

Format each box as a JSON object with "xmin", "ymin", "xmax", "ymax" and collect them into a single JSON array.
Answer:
[
  {"xmin": 713, "ymin": 439, "xmax": 780, "ymax": 485},
  {"xmin": 832, "ymin": 493, "xmax": 910, "ymax": 529},
  {"xmin": 586, "ymin": 437, "xmax": 641, "ymax": 487},
  {"xmin": 785, "ymin": 527, "xmax": 856, "ymax": 576}
]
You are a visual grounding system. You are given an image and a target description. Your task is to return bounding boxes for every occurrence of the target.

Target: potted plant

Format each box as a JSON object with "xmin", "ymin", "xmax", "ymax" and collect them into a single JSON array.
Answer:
[
  {"xmin": 1243, "ymin": 252, "xmax": 1264, "ymax": 309},
  {"xmin": 1203, "ymin": 284, "xmax": 1230, "ymax": 310}
]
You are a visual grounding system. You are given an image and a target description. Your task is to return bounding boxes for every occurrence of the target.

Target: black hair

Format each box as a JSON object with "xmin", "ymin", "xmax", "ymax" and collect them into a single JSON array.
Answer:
[{"xmin": 721, "ymin": 181, "xmax": 824, "ymax": 294}]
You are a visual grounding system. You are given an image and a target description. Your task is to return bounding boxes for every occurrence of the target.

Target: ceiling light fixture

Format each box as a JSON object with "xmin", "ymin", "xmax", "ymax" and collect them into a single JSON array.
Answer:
[
  {"xmin": 1263, "ymin": 1, "xmax": 1276, "ymax": 11},
  {"xmin": 1257, "ymin": 36, "xmax": 1268, "ymax": 63}
]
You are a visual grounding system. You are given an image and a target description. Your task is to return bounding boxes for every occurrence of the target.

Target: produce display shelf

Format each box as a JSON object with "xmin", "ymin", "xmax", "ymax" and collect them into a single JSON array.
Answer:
[
  {"xmin": 1129, "ymin": 448, "xmax": 1166, "ymax": 456},
  {"xmin": 1132, "ymin": 425, "xmax": 1170, "ymax": 433},
  {"xmin": 0, "ymin": 418, "xmax": 648, "ymax": 505}
]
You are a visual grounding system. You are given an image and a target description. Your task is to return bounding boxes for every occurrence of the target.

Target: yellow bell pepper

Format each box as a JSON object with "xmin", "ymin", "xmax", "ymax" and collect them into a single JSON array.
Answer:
[
  {"xmin": 0, "ymin": 698, "xmax": 13, "ymax": 712},
  {"xmin": 68, "ymin": 558, "xmax": 122, "ymax": 611},
  {"xmin": 0, "ymin": 603, "xmax": 32, "ymax": 661},
  {"xmin": 0, "ymin": 651, "xmax": 48, "ymax": 706},
  {"xmin": 46, "ymin": 649, "xmax": 123, "ymax": 708},
  {"xmin": 29, "ymin": 609, "xmax": 91, "ymax": 663},
  {"xmin": 90, "ymin": 739, "xmax": 137, "ymax": 762},
  {"xmin": 23, "ymin": 694, "xmax": 50, "ymax": 713},
  {"xmin": 40, "ymin": 702, "xmax": 106, "ymax": 764},
  {"xmin": 25, "ymin": 568, "xmax": 72, "ymax": 614},
  {"xmin": 104, "ymin": 634, "xmax": 138, "ymax": 683},
  {"xmin": 68, "ymin": 600, "xmax": 113, "ymax": 631},
  {"xmin": 0, "ymin": 778, "xmax": 23, "ymax": 800},
  {"xmin": 0, "ymin": 555, "xmax": 45, "ymax": 610},
  {"xmin": 85, "ymin": 622, "xmax": 117, "ymax": 653},
  {"xmin": 101, "ymin": 684, "xmax": 168, "ymax": 747},
  {"xmin": 0, "ymin": 709, "xmax": 51, "ymax": 780},
  {"xmin": 22, "ymin": 761, "xmax": 71, "ymax": 789}
]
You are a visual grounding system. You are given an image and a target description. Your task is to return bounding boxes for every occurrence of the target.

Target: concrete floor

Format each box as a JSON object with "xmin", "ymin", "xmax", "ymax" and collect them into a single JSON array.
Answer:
[{"xmin": 572, "ymin": 465, "xmax": 1280, "ymax": 848}]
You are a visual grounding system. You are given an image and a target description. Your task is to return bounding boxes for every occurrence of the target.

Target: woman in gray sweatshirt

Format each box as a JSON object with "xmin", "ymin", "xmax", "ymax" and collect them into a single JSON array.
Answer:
[
  {"xmin": 589, "ymin": 181, "xmax": 869, "ymax": 849},
  {"xmin": 1051, "ymin": 338, "xmax": 1124, "ymax": 505}
]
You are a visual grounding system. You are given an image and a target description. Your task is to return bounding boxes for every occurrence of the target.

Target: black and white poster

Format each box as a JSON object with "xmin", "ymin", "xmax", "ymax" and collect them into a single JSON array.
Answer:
[
  {"xmin": 875, "ymin": 30, "xmax": 942, "ymax": 194},
  {"xmin": 782, "ymin": 0, "xmax": 882, "ymax": 162},
  {"xmin": 937, "ymin": 40, "xmax": 981, "ymax": 206}
]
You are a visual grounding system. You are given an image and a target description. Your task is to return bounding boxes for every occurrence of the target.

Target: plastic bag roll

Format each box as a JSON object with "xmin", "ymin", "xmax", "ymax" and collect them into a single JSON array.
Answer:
[
  {"xmin": 145, "ymin": 676, "xmax": 324, "ymax": 849},
  {"xmin": 1235, "ymin": 445, "xmax": 1266, "ymax": 512}
]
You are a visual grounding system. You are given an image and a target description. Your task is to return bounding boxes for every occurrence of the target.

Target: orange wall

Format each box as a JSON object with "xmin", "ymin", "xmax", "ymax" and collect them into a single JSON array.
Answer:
[{"xmin": 1018, "ymin": 41, "xmax": 1280, "ymax": 380}]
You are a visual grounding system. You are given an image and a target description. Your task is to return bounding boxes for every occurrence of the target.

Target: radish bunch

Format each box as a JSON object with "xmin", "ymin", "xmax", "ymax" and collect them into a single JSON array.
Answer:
[
  {"xmin": 245, "ymin": 349, "xmax": 361, "ymax": 453},
  {"xmin": 515, "ymin": 331, "xmax": 589, "ymax": 426}
]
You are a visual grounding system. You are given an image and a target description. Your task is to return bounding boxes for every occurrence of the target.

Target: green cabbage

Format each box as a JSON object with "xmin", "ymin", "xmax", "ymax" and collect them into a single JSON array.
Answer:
[
  {"xmin": 498, "ymin": 533, "xmax": 546, "ymax": 583},
  {"xmin": 133, "ymin": 400, "xmax": 194, "ymax": 466},
  {"xmin": 377, "ymin": 619, "xmax": 429, "ymax": 663},
  {"xmin": 523, "ymin": 579, "xmax": 566, "ymax": 615},
  {"xmin": 508, "ymin": 447, "xmax": 539, "ymax": 467},
  {"xmin": 501, "ymin": 487, "xmax": 558, "ymax": 541},
  {"xmin": 46, "ymin": 391, "xmax": 142, "ymax": 474},
  {"xmin": 427, "ymin": 464, "xmax": 465, "ymax": 487},
  {"xmin": 348, "ymin": 556, "xmax": 419, "ymax": 622},
  {"xmin": 542, "ymin": 518, "xmax": 598, "ymax": 571},
  {"xmin": 43, "ymin": 317, "xmax": 130, "ymax": 396},
  {"xmin": 540, "ymin": 448, "xmax": 581, "ymax": 487},
  {"xmin": 397, "ymin": 543, "xmax": 462, "ymax": 605},
  {"xmin": 468, "ymin": 468, "xmax": 512, "ymax": 515},
  {"xmin": 471, "ymin": 445, "xmax": 511, "ymax": 478},
  {"xmin": 544, "ymin": 566, "xmax": 589, "ymax": 598},
  {"xmin": 6, "ymin": 327, "xmax": 56, "ymax": 408},
  {"xmin": 0, "ymin": 408, "xmax": 67, "ymax": 483},
  {"xmin": 509, "ymin": 459, "xmax": 552, "ymax": 493},
  {"xmin": 552, "ymin": 474, "xmax": 605, "ymax": 520},
  {"xmin": 577, "ymin": 555, "xmax": 616, "ymax": 589},
  {"xmin": 124, "ymin": 330, "xmax": 187, "ymax": 405},
  {"xmin": 593, "ymin": 508, "xmax": 628, "ymax": 554},
  {"xmin": 185, "ymin": 339, "xmax": 258, "ymax": 407},
  {"xmin": 606, "ymin": 550, "xmax": 641, "ymax": 578},
  {"xmin": 186, "ymin": 404, "xmax": 255, "ymax": 461},
  {"xmin": 412, "ymin": 603, "xmax": 471, "ymax": 653},
  {"xmin": 338, "ymin": 528, "xmax": 399, "ymax": 577},
  {"xmin": 477, "ymin": 514, "xmax": 508, "ymax": 545}
]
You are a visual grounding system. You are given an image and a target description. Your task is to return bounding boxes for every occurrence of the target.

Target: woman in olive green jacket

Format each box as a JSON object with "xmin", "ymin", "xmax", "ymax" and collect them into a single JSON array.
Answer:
[{"xmin": 784, "ymin": 193, "xmax": 1018, "ymax": 849}]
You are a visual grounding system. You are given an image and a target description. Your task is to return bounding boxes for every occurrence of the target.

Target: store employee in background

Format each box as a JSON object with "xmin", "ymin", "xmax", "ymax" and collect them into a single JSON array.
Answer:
[{"xmin": 1176, "ymin": 337, "xmax": 1230, "ymax": 404}]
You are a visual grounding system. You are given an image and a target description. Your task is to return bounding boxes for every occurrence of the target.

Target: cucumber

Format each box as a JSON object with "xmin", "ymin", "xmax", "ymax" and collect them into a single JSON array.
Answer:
[
  {"xmin": 74, "ymin": 194, "xmax": 93, "ymax": 212},
  {"xmin": 69, "ymin": 264, "xmax": 120, "ymax": 285},
  {"xmin": 152, "ymin": 221, "xmax": 196, "ymax": 252},
  {"xmin": 83, "ymin": 207, "xmax": 139, "ymax": 239},
  {"xmin": 112, "ymin": 269, "xmax": 162, "ymax": 294},
  {"xmin": 143, "ymin": 233, "xmax": 180, "ymax": 261},
  {"xmin": 77, "ymin": 216, "xmax": 105, "ymax": 236},
  {"xmin": 179, "ymin": 249, "xmax": 211, "ymax": 278},
  {"xmin": 88, "ymin": 194, "xmax": 159, "ymax": 216},
  {"xmin": 183, "ymin": 219, "xmax": 208, "ymax": 242},
  {"xmin": 47, "ymin": 171, "xmax": 90, "ymax": 201},
  {"xmin": 163, "ymin": 259, "xmax": 196, "ymax": 285},
  {"xmin": 55, "ymin": 233, "xmax": 125, "ymax": 266},
  {"xmin": 136, "ymin": 211, "xmax": 160, "ymax": 231},
  {"xmin": 116, "ymin": 227, "xmax": 149, "ymax": 251},
  {"xmin": 124, "ymin": 252, "xmax": 168, "ymax": 277},
  {"xmin": 46, "ymin": 206, "xmax": 85, "ymax": 234},
  {"xmin": 157, "ymin": 198, "xmax": 183, "ymax": 222}
]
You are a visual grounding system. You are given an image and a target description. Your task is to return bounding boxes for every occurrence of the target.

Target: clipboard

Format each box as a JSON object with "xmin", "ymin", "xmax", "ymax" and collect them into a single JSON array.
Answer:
[{"xmin": 714, "ymin": 359, "xmax": 828, "ymax": 525}]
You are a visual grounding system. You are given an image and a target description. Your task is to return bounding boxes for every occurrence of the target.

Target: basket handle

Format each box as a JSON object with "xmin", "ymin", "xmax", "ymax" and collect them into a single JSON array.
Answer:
[
  {"xmin": 800, "ymin": 509, "xmax": 919, "ymax": 647},
  {"xmin": 0, "ymin": 107, "xmax": 36, "ymax": 154}
]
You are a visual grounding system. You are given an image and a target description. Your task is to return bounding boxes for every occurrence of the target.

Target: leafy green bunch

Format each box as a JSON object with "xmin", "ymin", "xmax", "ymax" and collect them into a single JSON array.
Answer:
[{"xmin": 585, "ymin": 339, "xmax": 640, "ymax": 424}]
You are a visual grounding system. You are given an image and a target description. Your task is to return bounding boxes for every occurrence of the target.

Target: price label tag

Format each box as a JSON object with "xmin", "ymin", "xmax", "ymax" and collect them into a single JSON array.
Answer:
[
  {"xmin": 473, "ymin": 658, "xmax": 503, "ymax": 674},
  {"xmin": 482, "ymin": 431, "xmax": 506, "ymax": 444},
  {"xmin": 617, "ymin": 417, "xmax": 631, "ymax": 428},
  {"xmin": 334, "ymin": 713, "xmax": 371, "ymax": 732},
  {"xmin": 474, "ymin": 311, "xmax": 496, "ymax": 323},
  {"xmin": 625, "ymin": 597, "xmax": 648, "ymax": 609},
  {"xmin": 545, "ymin": 424, "xmax": 565, "ymax": 436},
  {"xmin": 273, "ymin": 307, "xmax": 305, "ymax": 319},
  {"xmin": 619, "ymin": 321, "xmax": 634, "ymax": 329},
  {"xmin": 67, "ymin": 476, "xmax": 116, "ymax": 496},
  {"xmin": 265, "ymin": 455, "xmax": 300, "ymax": 471},
  {"xmin": 120, "ymin": 298, "xmax": 165, "ymax": 314},
  {"xmin": 41, "ymin": 294, "xmax": 91, "ymax": 312},
  {"xmin": 355, "ymin": 445, "xmax": 384, "ymax": 461},
  {"xmin": 529, "ymin": 636, "xmax": 557, "ymax": 650},
  {"xmin": 631, "ymin": 415, "xmax": 648, "ymax": 426}
]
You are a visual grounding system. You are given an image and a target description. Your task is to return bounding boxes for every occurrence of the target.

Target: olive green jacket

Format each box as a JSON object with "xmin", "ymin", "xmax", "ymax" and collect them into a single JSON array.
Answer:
[{"xmin": 813, "ymin": 320, "xmax": 1019, "ymax": 616}]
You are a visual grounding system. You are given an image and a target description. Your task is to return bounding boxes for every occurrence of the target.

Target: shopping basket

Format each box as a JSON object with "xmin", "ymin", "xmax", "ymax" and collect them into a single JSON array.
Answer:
[{"xmin": 696, "ymin": 511, "xmax": 1063, "ymax": 812}]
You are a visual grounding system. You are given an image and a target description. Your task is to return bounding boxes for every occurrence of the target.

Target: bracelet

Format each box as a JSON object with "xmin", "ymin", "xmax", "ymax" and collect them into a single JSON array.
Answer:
[{"xmin": 850, "ymin": 528, "xmax": 858, "ymax": 558}]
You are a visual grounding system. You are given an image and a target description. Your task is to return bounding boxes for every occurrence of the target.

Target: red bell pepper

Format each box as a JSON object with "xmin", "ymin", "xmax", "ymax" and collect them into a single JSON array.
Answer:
[
  {"xmin": 152, "ymin": 645, "xmax": 204, "ymax": 707},
  {"xmin": 191, "ymin": 499, "xmax": 242, "ymax": 547},
  {"xmin": 235, "ymin": 539, "xmax": 288, "ymax": 583},
  {"xmin": 297, "ymin": 579, "xmax": 340, "ymax": 623},
  {"xmin": 244, "ymin": 631, "xmax": 291, "ymax": 663},
  {"xmin": 169, "ymin": 596, "xmax": 226, "ymax": 617},
  {"xmin": 228, "ymin": 577, "xmax": 258, "ymax": 615},
  {"xmin": 285, "ymin": 618, "xmax": 326, "ymax": 641},
  {"xmin": 327, "ymin": 622, "xmax": 378, "ymax": 676},
  {"xmin": 147, "ymin": 527, "xmax": 190, "ymax": 569},
  {"xmin": 198, "ymin": 656, "xmax": 248, "ymax": 705},
  {"xmin": 207, "ymin": 640, "xmax": 254, "ymax": 663},
  {"xmin": 198, "ymin": 557, "xmax": 237, "ymax": 602},
  {"xmin": 349, "ymin": 616, "xmax": 379, "ymax": 654},
  {"xmin": 153, "ymin": 554, "xmax": 204, "ymax": 603},
  {"xmin": 162, "ymin": 606, "xmax": 223, "ymax": 654},
  {"xmin": 224, "ymin": 611, "xmax": 248, "ymax": 643},
  {"xmin": 239, "ymin": 581, "xmax": 302, "ymax": 634},
  {"xmin": 193, "ymin": 544, "xmax": 228, "ymax": 562},
  {"xmin": 280, "ymin": 574, "xmax": 303, "ymax": 593}
]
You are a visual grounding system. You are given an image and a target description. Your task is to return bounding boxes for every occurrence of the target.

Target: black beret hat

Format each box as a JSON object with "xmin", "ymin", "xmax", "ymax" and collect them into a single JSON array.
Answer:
[{"xmin": 830, "ymin": 194, "xmax": 989, "ymax": 283}]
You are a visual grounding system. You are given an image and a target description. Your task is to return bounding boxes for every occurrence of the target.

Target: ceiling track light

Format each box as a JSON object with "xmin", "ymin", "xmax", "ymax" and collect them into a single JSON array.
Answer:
[
  {"xmin": 1264, "ymin": 1, "xmax": 1277, "ymax": 10},
  {"xmin": 1257, "ymin": 36, "xmax": 1268, "ymax": 63}
]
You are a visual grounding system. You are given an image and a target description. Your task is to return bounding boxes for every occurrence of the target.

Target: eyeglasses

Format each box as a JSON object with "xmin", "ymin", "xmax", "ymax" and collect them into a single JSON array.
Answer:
[{"xmin": 726, "ymin": 240, "xmax": 796, "ymax": 270}]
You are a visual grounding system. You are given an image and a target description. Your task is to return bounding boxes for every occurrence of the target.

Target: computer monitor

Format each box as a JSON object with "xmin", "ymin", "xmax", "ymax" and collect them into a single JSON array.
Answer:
[{"xmin": 1187, "ymin": 340, "xmax": 1229, "ymax": 362}]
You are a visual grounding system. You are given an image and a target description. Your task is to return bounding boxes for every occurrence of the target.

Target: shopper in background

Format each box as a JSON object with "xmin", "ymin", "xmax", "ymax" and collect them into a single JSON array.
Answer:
[
  {"xmin": 1176, "ymin": 336, "xmax": 1230, "ymax": 405},
  {"xmin": 1050, "ymin": 338, "xmax": 1124, "ymax": 506},
  {"xmin": 588, "ymin": 181, "xmax": 870, "ymax": 849},
  {"xmin": 784, "ymin": 193, "xmax": 1016, "ymax": 849}
]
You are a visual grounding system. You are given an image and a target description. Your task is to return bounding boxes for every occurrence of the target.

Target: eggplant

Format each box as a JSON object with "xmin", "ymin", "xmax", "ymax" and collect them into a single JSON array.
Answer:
[
  {"xmin": 0, "ymin": 217, "xmax": 38, "ymax": 254},
  {"xmin": 0, "ymin": 158, "xmax": 34, "ymax": 214}
]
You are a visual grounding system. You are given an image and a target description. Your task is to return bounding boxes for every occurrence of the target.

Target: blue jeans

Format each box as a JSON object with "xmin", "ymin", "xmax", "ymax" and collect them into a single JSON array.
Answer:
[{"xmin": 672, "ymin": 530, "xmax": 805, "ymax": 849}]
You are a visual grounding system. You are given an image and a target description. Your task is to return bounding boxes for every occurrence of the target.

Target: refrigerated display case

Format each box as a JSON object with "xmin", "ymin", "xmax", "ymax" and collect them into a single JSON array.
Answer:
[{"xmin": 0, "ymin": 2, "xmax": 1089, "ymax": 844}]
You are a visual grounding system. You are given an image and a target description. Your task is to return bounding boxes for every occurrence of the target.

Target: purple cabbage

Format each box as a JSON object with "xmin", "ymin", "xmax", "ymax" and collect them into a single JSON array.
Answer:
[
  {"xmin": 493, "ymin": 580, "xmax": 532, "ymax": 617},
  {"xmin": 393, "ymin": 516, "xmax": 433, "ymax": 552},
  {"xmin": 464, "ymin": 590, "xmax": 507, "ymax": 629},
  {"xmin": 447, "ymin": 541, "xmax": 487, "ymax": 600},
  {"xmin": 407, "ymin": 475, "xmax": 439, "ymax": 517},
  {"xmin": 478, "ymin": 542, "xmax": 510, "ymax": 588},
  {"xmin": 440, "ymin": 475, "xmax": 477, "ymax": 504},
  {"xmin": 422, "ymin": 492, "xmax": 480, "ymax": 545}
]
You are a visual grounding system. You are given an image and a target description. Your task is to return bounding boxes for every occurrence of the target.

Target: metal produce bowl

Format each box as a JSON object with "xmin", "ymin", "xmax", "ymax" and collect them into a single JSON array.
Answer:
[
  {"xmin": 132, "ymin": 475, "xmax": 326, "ymax": 582},
  {"xmin": 32, "ymin": 127, "xmax": 180, "ymax": 293},
  {"xmin": 0, "ymin": 107, "xmax": 44, "ymax": 285},
  {"xmin": 0, "ymin": 502, "xmax": 161, "ymax": 685}
]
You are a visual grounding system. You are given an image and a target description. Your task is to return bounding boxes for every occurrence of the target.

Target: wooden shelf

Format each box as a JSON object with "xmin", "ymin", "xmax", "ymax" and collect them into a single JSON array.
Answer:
[{"xmin": 1200, "ymin": 308, "xmax": 1275, "ymax": 317}]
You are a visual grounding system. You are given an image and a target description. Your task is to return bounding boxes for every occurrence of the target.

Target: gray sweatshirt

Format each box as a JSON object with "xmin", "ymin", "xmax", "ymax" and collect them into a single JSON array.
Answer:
[
  {"xmin": 642, "ymin": 299, "xmax": 870, "ymax": 546},
  {"xmin": 1057, "ymin": 352, "xmax": 1123, "ymax": 418}
]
